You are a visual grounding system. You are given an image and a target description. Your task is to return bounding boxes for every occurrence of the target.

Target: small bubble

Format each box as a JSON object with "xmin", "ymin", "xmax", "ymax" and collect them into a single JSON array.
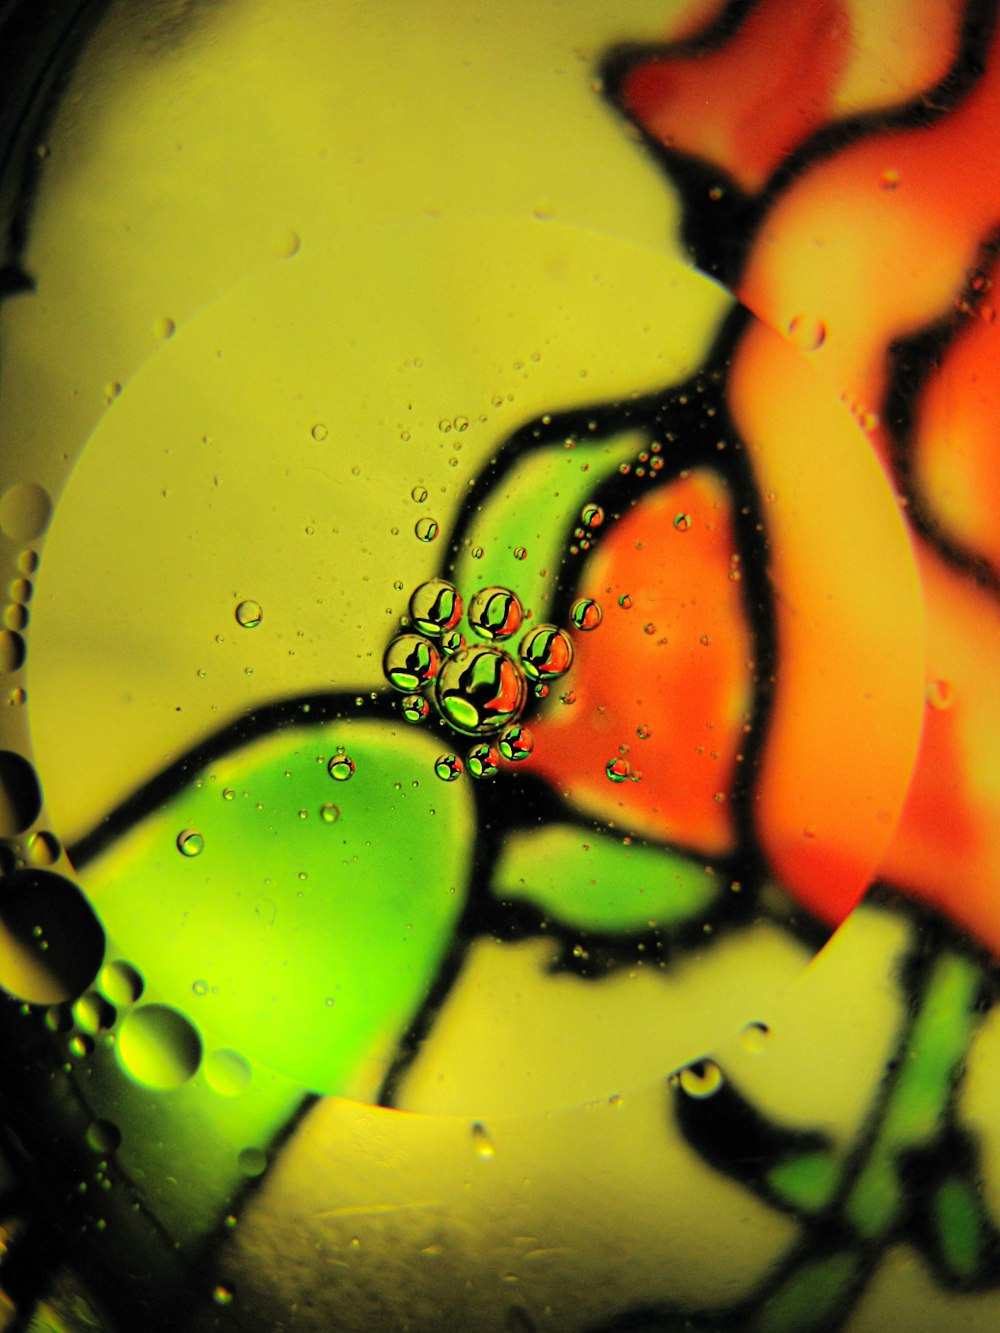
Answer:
[
  {"xmin": 103, "ymin": 381, "xmax": 122, "ymax": 404},
  {"xmin": 237, "ymin": 1147, "xmax": 268, "ymax": 1177},
  {"xmin": 468, "ymin": 586, "xmax": 523, "ymax": 642},
  {"xmin": 0, "ymin": 483, "xmax": 52, "ymax": 542},
  {"xmin": 86, "ymin": 1120, "xmax": 122, "ymax": 1154},
  {"xmin": 788, "ymin": 314, "xmax": 826, "ymax": 351},
  {"xmin": 235, "ymin": 600, "xmax": 262, "ymax": 629},
  {"xmin": 152, "ymin": 316, "xmax": 176, "ymax": 340},
  {"xmin": 570, "ymin": 598, "xmax": 602, "ymax": 631},
  {"xmin": 222, "ymin": 788, "xmax": 235, "ymax": 801},
  {"xmin": 926, "ymin": 678, "xmax": 954, "ymax": 710},
  {"xmin": 739, "ymin": 1021, "xmax": 770, "ymax": 1055},
  {"xmin": 401, "ymin": 694, "xmax": 431, "ymax": 724},
  {"xmin": 673, "ymin": 513, "xmax": 691, "ymax": 532},
  {"xmin": 270, "ymin": 228, "xmax": 301, "ymax": 258},
  {"xmin": 605, "ymin": 757, "xmax": 630, "ymax": 783},
  {"xmin": 440, "ymin": 629, "xmax": 465, "ymax": 655},
  {"xmin": 466, "ymin": 743, "xmax": 500, "ymax": 779},
  {"xmin": 643, "ymin": 623, "xmax": 655, "ymax": 636},
  {"xmin": 319, "ymin": 803, "xmax": 341, "ymax": 824},
  {"xmin": 17, "ymin": 551, "xmax": 38, "ymax": 575},
  {"xmin": 415, "ymin": 517, "xmax": 439, "ymax": 543},
  {"xmin": 434, "ymin": 753, "xmax": 464, "ymax": 782},
  {"xmin": 513, "ymin": 545, "xmax": 527, "ymax": 561},
  {"xmin": 192, "ymin": 979, "xmax": 209, "ymax": 996},
  {"xmin": 676, "ymin": 1059, "xmax": 724, "ymax": 1099},
  {"xmin": 27, "ymin": 831, "xmax": 60, "ymax": 867},
  {"xmin": 327, "ymin": 755, "xmax": 355, "ymax": 782},
  {"xmin": 618, "ymin": 594, "xmax": 632, "ymax": 610},
  {"xmin": 118, "ymin": 1004, "xmax": 202, "ymax": 1089},
  {"xmin": 471, "ymin": 1122, "xmax": 495, "ymax": 1159},
  {"xmin": 4, "ymin": 606, "xmax": 27, "ymax": 632},
  {"xmin": 205, "ymin": 1049, "xmax": 252, "ymax": 1096},
  {"xmin": 99, "ymin": 960, "xmax": 144, "ymax": 1007},
  {"xmin": 518, "ymin": 625, "xmax": 573, "ymax": 681},
  {"xmin": 438, "ymin": 419, "xmax": 452, "ymax": 434},
  {"xmin": 637, "ymin": 725, "xmax": 651, "ymax": 740},
  {"xmin": 311, "ymin": 423, "xmax": 328, "ymax": 441},
  {"xmin": 409, "ymin": 579, "xmax": 463, "ymax": 637},
  {"xmin": 471, "ymin": 545, "xmax": 484, "ymax": 560},
  {"xmin": 176, "ymin": 829, "xmax": 204, "ymax": 857},
  {"xmin": 581, "ymin": 503, "xmax": 604, "ymax": 529},
  {"xmin": 383, "ymin": 633, "xmax": 441, "ymax": 691},
  {"xmin": 454, "ymin": 416, "xmax": 469, "ymax": 432},
  {"xmin": 411, "ymin": 485, "xmax": 428, "ymax": 503},
  {"xmin": 498, "ymin": 725, "xmax": 533, "ymax": 762}
]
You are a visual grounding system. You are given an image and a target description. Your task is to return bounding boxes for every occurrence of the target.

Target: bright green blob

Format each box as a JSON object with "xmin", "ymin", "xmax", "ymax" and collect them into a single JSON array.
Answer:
[
  {"xmin": 768, "ymin": 1150, "xmax": 840, "ymax": 1214},
  {"xmin": 934, "ymin": 1176, "xmax": 982, "ymax": 1279},
  {"xmin": 118, "ymin": 1003, "xmax": 203, "ymax": 1089}
]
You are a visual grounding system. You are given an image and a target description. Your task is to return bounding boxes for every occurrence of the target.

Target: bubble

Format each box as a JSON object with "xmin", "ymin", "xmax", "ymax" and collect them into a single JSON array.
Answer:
[
  {"xmin": 926, "ymin": 678, "xmax": 954, "ymax": 710},
  {"xmin": 8, "ymin": 578, "xmax": 31, "ymax": 605},
  {"xmin": 467, "ymin": 586, "xmax": 523, "ymax": 642},
  {"xmin": 513, "ymin": 546, "xmax": 527, "ymax": 561},
  {"xmin": 383, "ymin": 633, "xmax": 441, "ymax": 692},
  {"xmin": 498, "ymin": 725, "xmax": 533, "ymax": 762},
  {"xmin": 99, "ymin": 960, "xmax": 144, "ymax": 1007},
  {"xmin": 605, "ymin": 757, "xmax": 630, "ymax": 783},
  {"xmin": 434, "ymin": 754, "xmax": 464, "ymax": 782},
  {"xmin": 787, "ymin": 314, "xmax": 826, "ymax": 351},
  {"xmin": 237, "ymin": 1147, "xmax": 268, "ymax": 1177},
  {"xmin": 0, "ymin": 631, "xmax": 26, "ymax": 672},
  {"xmin": 176, "ymin": 829, "xmax": 205, "ymax": 858},
  {"xmin": 4, "ymin": 606, "xmax": 27, "ymax": 632},
  {"xmin": 581, "ymin": 503, "xmax": 604, "ymax": 529},
  {"xmin": 0, "ymin": 753, "xmax": 42, "ymax": 836},
  {"xmin": 677, "ymin": 1059, "xmax": 724, "ymax": 1099},
  {"xmin": 103, "ymin": 381, "xmax": 122, "ymax": 403},
  {"xmin": 86, "ymin": 1120, "xmax": 122, "ymax": 1154},
  {"xmin": 0, "ymin": 869, "xmax": 104, "ymax": 1004},
  {"xmin": 408, "ymin": 579, "xmax": 463, "ymax": 637},
  {"xmin": 879, "ymin": 168, "xmax": 900, "ymax": 190},
  {"xmin": 152, "ymin": 316, "xmax": 176, "ymax": 340},
  {"xmin": 471, "ymin": 545, "xmax": 484, "ymax": 560},
  {"xmin": 466, "ymin": 743, "xmax": 500, "ymax": 780},
  {"xmin": 235, "ymin": 600, "xmax": 262, "ymax": 629},
  {"xmin": 327, "ymin": 755, "xmax": 355, "ymax": 782},
  {"xmin": 118, "ymin": 1004, "xmax": 203, "ymax": 1089},
  {"xmin": 310, "ymin": 423, "xmax": 328, "ymax": 441},
  {"xmin": 739, "ymin": 1021, "xmax": 770, "ymax": 1055},
  {"xmin": 270, "ymin": 228, "xmax": 301, "ymax": 258},
  {"xmin": 415, "ymin": 517, "xmax": 439, "ymax": 543},
  {"xmin": 17, "ymin": 551, "xmax": 38, "ymax": 575},
  {"xmin": 518, "ymin": 625, "xmax": 573, "ymax": 681},
  {"xmin": 26, "ymin": 831, "xmax": 60, "ymax": 867},
  {"xmin": 618, "ymin": 594, "xmax": 632, "ymax": 610},
  {"xmin": 411, "ymin": 486, "xmax": 428, "ymax": 503},
  {"xmin": 0, "ymin": 483, "xmax": 52, "ymax": 541},
  {"xmin": 400, "ymin": 694, "xmax": 431, "ymax": 724},
  {"xmin": 637, "ymin": 725, "xmax": 651, "ymax": 740},
  {"xmin": 440, "ymin": 629, "xmax": 465, "ymax": 655},
  {"xmin": 673, "ymin": 512, "xmax": 691, "ymax": 532},
  {"xmin": 471, "ymin": 1122, "xmax": 496, "ymax": 1159},
  {"xmin": 435, "ymin": 646, "xmax": 526, "ymax": 735},
  {"xmin": 570, "ymin": 599, "xmax": 602, "ymax": 631},
  {"xmin": 319, "ymin": 803, "xmax": 341, "ymax": 823},
  {"xmin": 73, "ymin": 991, "xmax": 116, "ymax": 1034},
  {"xmin": 205, "ymin": 1049, "xmax": 252, "ymax": 1096}
]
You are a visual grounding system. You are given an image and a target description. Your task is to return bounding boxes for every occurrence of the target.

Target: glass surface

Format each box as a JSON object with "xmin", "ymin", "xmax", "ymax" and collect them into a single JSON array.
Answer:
[{"xmin": 0, "ymin": 1, "xmax": 999, "ymax": 1329}]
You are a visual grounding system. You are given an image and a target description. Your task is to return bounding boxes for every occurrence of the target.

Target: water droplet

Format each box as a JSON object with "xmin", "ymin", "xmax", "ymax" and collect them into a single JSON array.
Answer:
[
  {"xmin": 235, "ymin": 600, "xmax": 262, "ymax": 629},
  {"xmin": 118, "ymin": 1004, "xmax": 203, "ymax": 1089},
  {"xmin": 237, "ymin": 1146, "xmax": 268, "ymax": 1177},
  {"xmin": 99, "ymin": 960, "xmax": 144, "ymax": 1007},
  {"xmin": 320, "ymin": 803, "xmax": 340, "ymax": 824},
  {"xmin": 605, "ymin": 757, "xmax": 630, "ymax": 783},
  {"xmin": 86, "ymin": 1120, "xmax": 122, "ymax": 1154},
  {"xmin": 411, "ymin": 485, "xmax": 428, "ymax": 503},
  {"xmin": 673, "ymin": 512, "xmax": 691, "ymax": 532},
  {"xmin": 498, "ymin": 725, "xmax": 533, "ymax": 762},
  {"xmin": 581, "ymin": 503, "xmax": 604, "ymax": 529},
  {"xmin": 152, "ymin": 316, "xmax": 176, "ymax": 340},
  {"xmin": 409, "ymin": 579, "xmax": 463, "ymax": 637},
  {"xmin": 466, "ymin": 743, "xmax": 500, "ymax": 780},
  {"xmin": 327, "ymin": 755, "xmax": 355, "ymax": 782},
  {"xmin": 739, "ymin": 1021, "xmax": 770, "ymax": 1054},
  {"xmin": 26, "ymin": 831, "xmax": 60, "ymax": 867},
  {"xmin": 176, "ymin": 829, "xmax": 205, "ymax": 858},
  {"xmin": 383, "ymin": 633, "xmax": 441, "ymax": 692},
  {"xmin": 311, "ymin": 423, "xmax": 328, "ymax": 441},
  {"xmin": 518, "ymin": 625, "xmax": 573, "ymax": 681},
  {"xmin": 471, "ymin": 1122, "xmax": 496, "ymax": 1159},
  {"xmin": 415, "ymin": 516, "xmax": 440, "ymax": 543},
  {"xmin": 617, "ymin": 594, "xmax": 632, "ymax": 610},
  {"xmin": 926, "ymin": 678, "xmax": 954, "ymax": 710},
  {"xmin": 468, "ymin": 586, "xmax": 523, "ymax": 642},
  {"xmin": 677, "ymin": 1059, "xmax": 724, "ymax": 1099},
  {"xmin": 0, "ymin": 483, "xmax": 51, "ymax": 542},
  {"xmin": 0, "ymin": 753, "xmax": 42, "ymax": 836},
  {"xmin": 434, "ymin": 754, "xmax": 464, "ymax": 782},
  {"xmin": 788, "ymin": 314, "xmax": 826, "ymax": 351},
  {"xmin": 401, "ymin": 694, "xmax": 431, "ymax": 724},
  {"xmin": 570, "ymin": 599, "xmax": 602, "ymax": 631},
  {"xmin": 435, "ymin": 646, "xmax": 526, "ymax": 735},
  {"xmin": 0, "ymin": 631, "xmax": 26, "ymax": 672},
  {"xmin": 205, "ymin": 1049, "xmax": 252, "ymax": 1096}
]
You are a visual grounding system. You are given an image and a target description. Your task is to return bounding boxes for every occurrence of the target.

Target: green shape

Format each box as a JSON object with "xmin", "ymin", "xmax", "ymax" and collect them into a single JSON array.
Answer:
[
  {"xmin": 935, "ymin": 1176, "xmax": 982, "ymax": 1279},
  {"xmin": 491, "ymin": 823, "xmax": 722, "ymax": 932},
  {"xmin": 768, "ymin": 1150, "xmax": 840, "ymax": 1215},
  {"xmin": 453, "ymin": 428, "xmax": 643, "ymax": 617},
  {"xmin": 83, "ymin": 720, "xmax": 473, "ymax": 1093},
  {"xmin": 847, "ymin": 952, "xmax": 981, "ymax": 1239},
  {"xmin": 757, "ymin": 1250, "xmax": 858, "ymax": 1333}
]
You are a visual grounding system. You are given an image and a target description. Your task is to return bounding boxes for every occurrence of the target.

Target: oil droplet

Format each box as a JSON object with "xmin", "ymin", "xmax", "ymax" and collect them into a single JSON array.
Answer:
[
  {"xmin": 466, "ymin": 743, "xmax": 500, "ymax": 780},
  {"xmin": 5, "ymin": 606, "xmax": 27, "ymax": 632},
  {"xmin": 73, "ymin": 991, "xmax": 116, "ymax": 1034},
  {"xmin": 320, "ymin": 803, "xmax": 340, "ymax": 824},
  {"xmin": 213, "ymin": 1287, "xmax": 234, "ymax": 1307},
  {"xmin": 618, "ymin": 594, "xmax": 632, "ymax": 610},
  {"xmin": 637, "ymin": 725, "xmax": 651, "ymax": 740},
  {"xmin": 0, "ymin": 630, "xmax": 26, "ymax": 673},
  {"xmin": 570, "ymin": 598, "xmax": 602, "ymax": 631},
  {"xmin": 471, "ymin": 545, "xmax": 484, "ymax": 560},
  {"xmin": 434, "ymin": 754, "xmax": 464, "ymax": 782},
  {"xmin": 926, "ymin": 678, "xmax": 954, "ymax": 710},
  {"xmin": 415, "ymin": 516, "xmax": 440, "ymax": 543},
  {"xmin": 581, "ymin": 503, "xmax": 604, "ymax": 529},
  {"xmin": 673, "ymin": 512, "xmax": 691, "ymax": 532},
  {"xmin": 177, "ymin": 829, "xmax": 205, "ymax": 858},
  {"xmin": 441, "ymin": 629, "xmax": 465, "ymax": 655},
  {"xmin": 270, "ymin": 228, "xmax": 301, "ymax": 258},
  {"xmin": 435, "ymin": 646, "xmax": 526, "ymax": 735},
  {"xmin": 409, "ymin": 579, "xmax": 463, "ymax": 637},
  {"xmin": 605, "ymin": 757, "xmax": 630, "ymax": 783},
  {"xmin": 310, "ymin": 423, "xmax": 328, "ymax": 441},
  {"xmin": 0, "ymin": 753, "xmax": 43, "ymax": 835},
  {"xmin": 327, "ymin": 755, "xmax": 355, "ymax": 782},
  {"xmin": 8, "ymin": 578, "xmax": 31, "ymax": 605},
  {"xmin": 468, "ymin": 586, "xmax": 523, "ymax": 642},
  {"xmin": 677, "ymin": 1059, "xmax": 724, "ymax": 1099},
  {"xmin": 27, "ymin": 831, "xmax": 60, "ymax": 867},
  {"xmin": 498, "ymin": 725, "xmax": 533, "ymax": 762},
  {"xmin": 222, "ymin": 788, "xmax": 235, "ymax": 801},
  {"xmin": 0, "ymin": 483, "xmax": 52, "ymax": 542},
  {"xmin": 205, "ymin": 1049, "xmax": 252, "ymax": 1096},
  {"xmin": 103, "ymin": 381, "xmax": 122, "ymax": 403},
  {"xmin": 518, "ymin": 625, "xmax": 573, "ymax": 681},
  {"xmin": 471, "ymin": 1122, "xmax": 496, "ymax": 1159},
  {"xmin": 99, "ymin": 960, "xmax": 144, "ymax": 1007},
  {"xmin": 118, "ymin": 1004, "xmax": 203, "ymax": 1089},
  {"xmin": 739, "ymin": 1021, "xmax": 770, "ymax": 1055},
  {"xmin": 411, "ymin": 485, "xmax": 428, "ymax": 503},
  {"xmin": 787, "ymin": 314, "xmax": 826, "ymax": 351},
  {"xmin": 152, "ymin": 316, "xmax": 176, "ymax": 340},
  {"xmin": 401, "ymin": 694, "xmax": 431, "ymax": 724},
  {"xmin": 383, "ymin": 633, "xmax": 441, "ymax": 691},
  {"xmin": 17, "ymin": 551, "xmax": 38, "ymax": 575},
  {"xmin": 86, "ymin": 1120, "xmax": 122, "ymax": 1154},
  {"xmin": 237, "ymin": 1147, "xmax": 268, "ymax": 1177},
  {"xmin": 235, "ymin": 600, "xmax": 262, "ymax": 629}
]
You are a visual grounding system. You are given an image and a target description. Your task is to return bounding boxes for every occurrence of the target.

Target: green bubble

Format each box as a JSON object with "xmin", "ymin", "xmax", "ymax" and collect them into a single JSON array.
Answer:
[
  {"xmin": 466, "ymin": 743, "xmax": 499, "ymax": 780},
  {"xmin": 177, "ymin": 829, "xmax": 204, "ymax": 857},
  {"xmin": 408, "ymin": 579, "xmax": 463, "ymax": 637},
  {"xmin": 205, "ymin": 1048, "xmax": 252, "ymax": 1097},
  {"xmin": 383, "ymin": 633, "xmax": 440, "ymax": 692},
  {"xmin": 499, "ymin": 725, "xmax": 533, "ymax": 762},
  {"xmin": 467, "ymin": 586, "xmax": 523, "ymax": 642},
  {"xmin": 435, "ymin": 646, "xmax": 526, "ymax": 736},
  {"xmin": 118, "ymin": 1003, "xmax": 203, "ymax": 1089},
  {"xmin": 434, "ymin": 754, "xmax": 464, "ymax": 782},
  {"xmin": 570, "ymin": 598, "xmax": 602, "ymax": 631},
  {"xmin": 518, "ymin": 624, "xmax": 573, "ymax": 681}
]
